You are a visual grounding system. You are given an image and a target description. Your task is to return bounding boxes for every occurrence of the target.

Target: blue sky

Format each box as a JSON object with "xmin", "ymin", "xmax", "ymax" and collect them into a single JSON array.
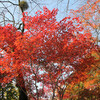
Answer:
[
  {"xmin": 0, "ymin": 0, "xmax": 86, "ymax": 26},
  {"xmin": 26, "ymin": 0, "xmax": 85, "ymax": 21}
]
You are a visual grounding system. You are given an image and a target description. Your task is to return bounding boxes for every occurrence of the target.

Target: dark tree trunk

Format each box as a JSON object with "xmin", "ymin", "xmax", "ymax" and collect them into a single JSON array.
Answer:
[
  {"xmin": 16, "ymin": 70, "xmax": 28, "ymax": 100},
  {"xmin": 19, "ymin": 87, "xmax": 28, "ymax": 100}
]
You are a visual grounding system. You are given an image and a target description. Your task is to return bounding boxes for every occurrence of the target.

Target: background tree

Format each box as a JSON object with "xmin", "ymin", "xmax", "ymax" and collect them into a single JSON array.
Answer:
[
  {"xmin": 0, "ymin": 83, "xmax": 18, "ymax": 100},
  {"xmin": 62, "ymin": 0, "xmax": 100, "ymax": 98},
  {"xmin": 70, "ymin": 0, "xmax": 100, "ymax": 45}
]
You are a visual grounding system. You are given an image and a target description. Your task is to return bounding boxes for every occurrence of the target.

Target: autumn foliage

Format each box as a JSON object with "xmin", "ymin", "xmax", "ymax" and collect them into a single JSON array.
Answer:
[
  {"xmin": 0, "ymin": 6, "xmax": 99, "ymax": 99},
  {"xmin": 63, "ymin": 0, "xmax": 100, "ymax": 99},
  {"xmin": 70, "ymin": 0, "xmax": 100, "ymax": 44}
]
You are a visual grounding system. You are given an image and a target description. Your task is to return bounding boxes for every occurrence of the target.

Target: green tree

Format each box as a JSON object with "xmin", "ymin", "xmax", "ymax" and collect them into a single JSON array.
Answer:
[{"xmin": 0, "ymin": 82, "xmax": 19, "ymax": 100}]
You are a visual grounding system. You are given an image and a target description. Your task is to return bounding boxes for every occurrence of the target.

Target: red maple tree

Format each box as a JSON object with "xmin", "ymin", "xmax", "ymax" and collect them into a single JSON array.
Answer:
[{"xmin": 0, "ymin": 7, "xmax": 98, "ymax": 99}]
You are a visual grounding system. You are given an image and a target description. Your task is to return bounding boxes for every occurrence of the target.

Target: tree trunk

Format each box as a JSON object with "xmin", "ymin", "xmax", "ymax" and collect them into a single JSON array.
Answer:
[
  {"xmin": 19, "ymin": 87, "xmax": 28, "ymax": 100},
  {"xmin": 52, "ymin": 89, "xmax": 55, "ymax": 100}
]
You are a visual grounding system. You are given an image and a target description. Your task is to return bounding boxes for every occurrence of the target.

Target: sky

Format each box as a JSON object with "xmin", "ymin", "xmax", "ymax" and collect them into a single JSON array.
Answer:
[
  {"xmin": 0, "ymin": 0, "xmax": 86, "ymax": 26},
  {"xmin": 26, "ymin": 0, "xmax": 86, "ymax": 21}
]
